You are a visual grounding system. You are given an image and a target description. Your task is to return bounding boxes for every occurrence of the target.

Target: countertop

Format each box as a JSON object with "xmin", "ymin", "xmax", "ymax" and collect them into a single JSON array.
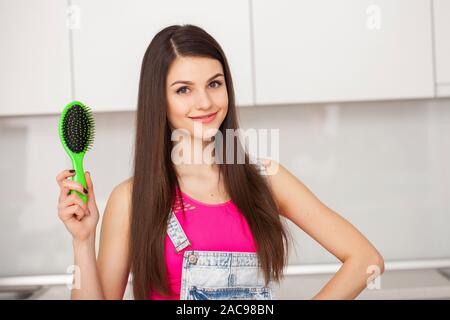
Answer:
[{"xmin": 7, "ymin": 268, "xmax": 449, "ymax": 300}]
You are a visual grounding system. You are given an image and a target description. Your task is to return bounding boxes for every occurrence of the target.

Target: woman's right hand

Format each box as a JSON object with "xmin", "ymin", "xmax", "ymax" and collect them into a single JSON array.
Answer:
[{"xmin": 56, "ymin": 170, "xmax": 100, "ymax": 242}]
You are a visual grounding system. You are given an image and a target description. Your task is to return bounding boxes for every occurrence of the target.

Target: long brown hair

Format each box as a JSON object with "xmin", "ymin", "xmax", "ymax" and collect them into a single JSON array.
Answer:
[{"xmin": 130, "ymin": 24, "xmax": 290, "ymax": 299}]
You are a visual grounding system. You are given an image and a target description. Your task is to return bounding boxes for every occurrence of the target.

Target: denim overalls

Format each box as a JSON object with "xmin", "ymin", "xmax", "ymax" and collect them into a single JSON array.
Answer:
[{"xmin": 166, "ymin": 159, "xmax": 275, "ymax": 300}]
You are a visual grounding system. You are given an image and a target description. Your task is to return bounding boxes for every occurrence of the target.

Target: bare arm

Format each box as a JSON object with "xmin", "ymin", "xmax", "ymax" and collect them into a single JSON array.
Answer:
[
  {"xmin": 57, "ymin": 170, "xmax": 132, "ymax": 300},
  {"xmin": 71, "ymin": 234, "xmax": 104, "ymax": 299},
  {"xmin": 95, "ymin": 179, "xmax": 132, "ymax": 299},
  {"xmin": 261, "ymin": 159, "xmax": 385, "ymax": 299},
  {"xmin": 71, "ymin": 178, "xmax": 132, "ymax": 299}
]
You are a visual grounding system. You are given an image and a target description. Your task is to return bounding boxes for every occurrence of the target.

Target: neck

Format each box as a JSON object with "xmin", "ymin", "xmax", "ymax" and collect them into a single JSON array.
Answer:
[{"xmin": 172, "ymin": 134, "xmax": 218, "ymax": 177}]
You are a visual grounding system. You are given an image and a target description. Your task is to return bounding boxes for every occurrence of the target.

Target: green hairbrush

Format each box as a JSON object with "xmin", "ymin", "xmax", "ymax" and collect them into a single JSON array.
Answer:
[{"xmin": 58, "ymin": 100, "xmax": 95, "ymax": 203}]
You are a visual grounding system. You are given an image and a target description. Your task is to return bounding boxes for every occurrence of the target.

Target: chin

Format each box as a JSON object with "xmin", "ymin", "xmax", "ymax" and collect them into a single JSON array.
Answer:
[{"xmin": 188, "ymin": 126, "xmax": 219, "ymax": 141}]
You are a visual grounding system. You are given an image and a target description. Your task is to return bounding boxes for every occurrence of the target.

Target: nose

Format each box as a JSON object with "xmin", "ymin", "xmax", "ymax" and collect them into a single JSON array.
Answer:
[{"xmin": 195, "ymin": 89, "xmax": 213, "ymax": 111}]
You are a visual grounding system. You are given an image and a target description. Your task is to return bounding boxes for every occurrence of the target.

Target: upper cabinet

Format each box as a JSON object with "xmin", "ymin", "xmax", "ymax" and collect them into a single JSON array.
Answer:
[
  {"xmin": 433, "ymin": 0, "xmax": 450, "ymax": 97},
  {"xmin": 0, "ymin": 0, "xmax": 71, "ymax": 116},
  {"xmin": 2, "ymin": 0, "xmax": 446, "ymax": 117},
  {"xmin": 70, "ymin": 0, "xmax": 254, "ymax": 111},
  {"xmin": 251, "ymin": 0, "xmax": 435, "ymax": 105}
]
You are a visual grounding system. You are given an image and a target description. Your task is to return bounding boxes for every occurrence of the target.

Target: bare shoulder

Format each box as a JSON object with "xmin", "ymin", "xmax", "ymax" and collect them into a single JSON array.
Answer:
[
  {"xmin": 100, "ymin": 177, "xmax": 134, "ymax": 241},
  {"xmin": 256, "ymin": 158, "xmax": 311, "ymax": 214},
  {"xmin": 107, "ymin": 177, "xmax": 133, "ymax": 217},
  {"xmin": 256, "ymin": 158, "xmax": 289, "ymax": 208},
  {"xmin": 113, "ymin": 176, "xmax": 133, "ymax": 197},
  {"xmin": 257, "ymin": 157, "xmax": 281, "ymax": 176}
]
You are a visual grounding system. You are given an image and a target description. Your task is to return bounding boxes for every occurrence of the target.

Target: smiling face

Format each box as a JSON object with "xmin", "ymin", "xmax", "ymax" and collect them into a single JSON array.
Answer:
[{"xmin": 166, "ymin": 56, "xmax": 228, "ymax": 141}]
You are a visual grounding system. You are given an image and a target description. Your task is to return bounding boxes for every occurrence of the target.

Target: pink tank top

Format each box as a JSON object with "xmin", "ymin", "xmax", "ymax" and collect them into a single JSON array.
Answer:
[{"xmin": 148, "ymin": 186, "xmax": 257, "ymax": 299}]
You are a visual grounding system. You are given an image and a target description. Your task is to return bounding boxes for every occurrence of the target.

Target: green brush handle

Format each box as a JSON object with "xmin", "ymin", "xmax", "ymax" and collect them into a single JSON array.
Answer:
[{"xmin": 69, "ymin": 152, "xmax": 88, "ymax": 203}]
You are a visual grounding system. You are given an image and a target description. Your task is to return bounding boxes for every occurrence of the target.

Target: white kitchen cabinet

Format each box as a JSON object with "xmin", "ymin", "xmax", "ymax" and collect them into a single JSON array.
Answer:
[
  {"xmin": 433, "ymin": 0, "xmax": 450, "ymax": 97},
  {"xmin": 70, "ymin": 0, "xmax": 254, "ymax": 111},
  {"xmin": 252, "ymin": 0, "xmax": 435, "ymax": 105},
  {"xmin": 0, "ymin": 0, "xmax": 71, "ymax": 116}
]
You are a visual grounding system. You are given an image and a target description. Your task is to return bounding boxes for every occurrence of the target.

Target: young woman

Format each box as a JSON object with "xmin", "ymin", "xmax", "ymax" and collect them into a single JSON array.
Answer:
[{"xmin": 55, "ymin": 24, "xmax": 384, "ymax": 300}]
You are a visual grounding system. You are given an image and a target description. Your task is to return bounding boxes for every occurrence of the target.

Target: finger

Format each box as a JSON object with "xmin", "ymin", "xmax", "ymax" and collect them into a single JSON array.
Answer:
[
  {"xmin": 59, "ymin": 193, "xmax": 88, "ymax": 213},
  {"xmin": 57, "ymin": 169, "xmax": 76, "ymax": 203},
  {"xmin": 58, "ymin": 204, "xmax": 87, "ymax": 222},
  {"xmin": 71, "ymin": 204, "xmax": 87, "ymax": 221},
  {"xmin": 58, "ymin": 205, "xmax": 76, "ymax": 222},
  {"xmin": 85, "ymin": 171, "xmax": 96, "ymax": 201},
  {"xmin": 58, "ymin": 184, "xmax": 72, "ymax": 203},
  {"xmin": 61, "ymin": 179, "xmax": 88, "ymax": 196},
  {"xmin": 56, "ymin": 169, "xmax": 76, "ymax": 187}
]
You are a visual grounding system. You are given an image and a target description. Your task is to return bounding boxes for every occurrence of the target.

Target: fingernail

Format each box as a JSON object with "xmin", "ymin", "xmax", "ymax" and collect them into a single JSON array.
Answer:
[
  {"xmin": 83, "ymin": 188, "xmax": 88, "ymax": 194},
  {"xmin": 69, "ymin": 169, "xmax": 75, "ymax": 173}
]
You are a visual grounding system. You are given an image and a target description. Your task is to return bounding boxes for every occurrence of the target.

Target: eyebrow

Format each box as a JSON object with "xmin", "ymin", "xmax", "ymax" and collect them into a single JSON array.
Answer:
[{"xmin": 170, "ymin": 73, "xmax": 224, "ymax": 87}]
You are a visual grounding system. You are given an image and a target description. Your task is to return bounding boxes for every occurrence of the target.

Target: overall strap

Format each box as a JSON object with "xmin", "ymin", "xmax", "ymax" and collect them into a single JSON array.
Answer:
[{"xmin": 167, "ymin": 211, "xmax": 191, "ymax": 253}]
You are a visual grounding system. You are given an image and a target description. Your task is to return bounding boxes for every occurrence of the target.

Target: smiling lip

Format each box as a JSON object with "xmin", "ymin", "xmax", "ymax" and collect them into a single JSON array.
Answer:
[{"xmin": 188, "ymin": 111, "xmax": 218, "ymax": 123}]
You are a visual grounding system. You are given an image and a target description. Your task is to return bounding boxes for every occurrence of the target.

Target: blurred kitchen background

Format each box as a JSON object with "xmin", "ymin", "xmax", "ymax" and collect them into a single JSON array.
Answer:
[{"xmin": 1, "ymin": 0, "xmax": 450, "ymax": 299}]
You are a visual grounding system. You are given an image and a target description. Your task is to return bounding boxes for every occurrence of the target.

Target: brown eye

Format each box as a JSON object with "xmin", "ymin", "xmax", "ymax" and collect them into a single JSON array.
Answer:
[
  {"xmin": 210, "ymin": 80, "xmax": 222, "ymax": 88},
  {"xmin": 176, "ymin": 86, "xmax": 189, "ymax": 95}
]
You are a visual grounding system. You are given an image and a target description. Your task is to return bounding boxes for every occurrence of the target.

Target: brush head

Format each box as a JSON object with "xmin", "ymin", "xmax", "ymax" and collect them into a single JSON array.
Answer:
[{"xmin": 59, "ymin": 101, "xmax": 95, "ymax": 155}]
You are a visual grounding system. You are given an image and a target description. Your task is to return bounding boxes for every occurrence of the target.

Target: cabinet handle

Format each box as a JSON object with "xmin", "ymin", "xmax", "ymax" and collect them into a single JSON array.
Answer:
[{"xmin": 66, "ymin": 4, "xmax": 81, "ymax": 30}]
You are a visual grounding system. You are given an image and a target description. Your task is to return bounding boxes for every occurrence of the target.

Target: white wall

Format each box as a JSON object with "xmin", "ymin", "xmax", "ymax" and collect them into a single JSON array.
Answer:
[{"xmin": 1, "ymin": 98, "xmax": 449, "ymax": 276}]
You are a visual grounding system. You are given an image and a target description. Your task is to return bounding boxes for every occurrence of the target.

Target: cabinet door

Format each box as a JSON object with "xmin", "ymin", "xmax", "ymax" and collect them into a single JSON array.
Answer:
[
  {"xmin": 0, "ymin": 0, "xmax": 71, "ymax": 116},
  {"xmin": 70, "ymin": 0, "xmax": 253, "ymax": 111},
  {"xmin": 433, "ymin": 0, "xmax": 450, "ymax": 97},
  {"xmin": 252, "ymin": 0, "xmax": 434, "ymax": 105}
]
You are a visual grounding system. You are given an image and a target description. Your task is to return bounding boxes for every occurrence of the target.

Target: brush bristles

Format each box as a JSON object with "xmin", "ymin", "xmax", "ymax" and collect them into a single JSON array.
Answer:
[{"xmin": 62, "ymin": 104, "xmax": 95, "ymax": 153}]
